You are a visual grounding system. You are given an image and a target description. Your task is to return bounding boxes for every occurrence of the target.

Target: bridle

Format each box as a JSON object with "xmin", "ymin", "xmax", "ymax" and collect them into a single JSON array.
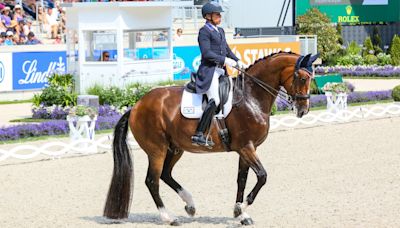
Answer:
[{"xmin": 233, "ymin": 60, "xmax": 313, "ymax": 107}]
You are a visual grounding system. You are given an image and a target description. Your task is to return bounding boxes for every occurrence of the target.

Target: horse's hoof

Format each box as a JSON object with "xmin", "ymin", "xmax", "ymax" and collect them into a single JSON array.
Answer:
[
  {"xmin": 233, "ymin": 203, "xmax": 242, "ymax": 218},
  {"xmin": 170, "ymin": 219, "xmax": 181, "ymax": 226},
  {"xmin": 185, "ymin": 205, "xmax": 196, "ymax": 217},
  {"xmin": 240, "ymin": 218, "xmax": 254, "ymax": 226}
]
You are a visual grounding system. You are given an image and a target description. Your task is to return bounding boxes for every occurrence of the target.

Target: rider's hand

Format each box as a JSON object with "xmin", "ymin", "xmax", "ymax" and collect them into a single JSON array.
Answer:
[
  {"xmin": 224, "ymin": 57, "xmax": 237, "ymax": 68},
  {"xmin": 237, "ymin": 60, "xmax": 246, "ymax": 69}
]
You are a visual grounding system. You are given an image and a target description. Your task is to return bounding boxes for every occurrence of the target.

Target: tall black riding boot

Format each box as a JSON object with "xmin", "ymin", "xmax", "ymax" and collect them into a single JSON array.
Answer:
[{"xmin": 191, "ymin": 99, "xmax": 217, "ymax": 147}]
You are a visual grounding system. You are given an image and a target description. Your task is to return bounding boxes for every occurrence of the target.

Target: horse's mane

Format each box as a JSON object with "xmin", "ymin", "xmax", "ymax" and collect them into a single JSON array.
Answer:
[{"xmin": 245, "ymin": 51, "xmax": 298, "ymax": 72}]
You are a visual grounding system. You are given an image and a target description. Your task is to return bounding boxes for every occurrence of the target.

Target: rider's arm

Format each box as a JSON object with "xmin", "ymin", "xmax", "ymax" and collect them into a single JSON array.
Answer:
[
  {"xmin": 198, "ymin": 28, "xmax": 226, "ymax": 65},
  {"xmin": 221, "ymin": 29, "xmax": 239, "ymax": 62}
]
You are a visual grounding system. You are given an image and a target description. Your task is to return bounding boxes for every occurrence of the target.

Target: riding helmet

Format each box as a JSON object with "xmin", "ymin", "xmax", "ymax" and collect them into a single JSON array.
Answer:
[{"xmin": 201, "ymin": 2, "xmax": 224, "ymax": 18}]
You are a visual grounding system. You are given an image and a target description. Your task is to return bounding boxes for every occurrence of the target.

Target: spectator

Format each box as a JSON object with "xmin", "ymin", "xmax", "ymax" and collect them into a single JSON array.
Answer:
[
  {"xmin": 13, "ymin": 5, "xmax": 24, "ymax": 22},
  {"xmin": 3, "ymin": 30, "xmax": 14, "ymax": 45},
  {"xmin": 53, "ymin": 34, "xmax": 62, "ymax": 44},
  {"xmin": 26, "ymin": 31, "xmax": 42, "ymax": 45},
  {"xmin": 1, "ymin": 6, "xmax": 12, "ymax": 28},
  {"xmin": 174, "ymin": 28, "xmax": 183, "ymax": 41},
  {"xmin": 18, "ymin": 33, "xmax": 26, "ymax": 44},
  {"xmin": 23, "ymin": 19, "xmax": 32, "ymax": 36},
  {"xmin": 44, "ymin": 6, "xmax": 59, "ymax": 39},
  {"xmin": 0, "ymin": 20, "xmax": 6, "ymax": 33},
  {"xmin": 0, "ymin": 32, "xmax": 5, "ymax": 45},
  {"xmin": 100, "ymin": 51, "xmax": 110, "ymax": 61}
]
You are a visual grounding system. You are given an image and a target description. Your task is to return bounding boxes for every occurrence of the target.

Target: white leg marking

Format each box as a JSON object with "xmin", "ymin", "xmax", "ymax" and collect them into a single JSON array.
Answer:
[
  {"xmin": 178, "ymin": 189, "xmax": 195, "ymax": 207},
  {"xmin": 158, "ymin": 207, "xmax": 175, "ymax": 223},
  {"xmin": 238, "ymin": 212, "xmax": 251, "ymax": 221}
]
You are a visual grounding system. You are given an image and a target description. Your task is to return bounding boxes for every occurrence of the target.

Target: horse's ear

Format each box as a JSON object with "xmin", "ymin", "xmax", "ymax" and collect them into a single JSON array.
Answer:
[
  {"xmin": 308, "ymin": 53, "xmax": 320, "ymax": 65},
  {"xmin": 300, "ymin": 54, "xmax": 311, "ymax": 68}
]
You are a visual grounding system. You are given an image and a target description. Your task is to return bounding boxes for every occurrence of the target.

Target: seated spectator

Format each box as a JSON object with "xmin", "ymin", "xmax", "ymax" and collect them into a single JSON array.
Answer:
[
  {"xmin": 13, "ymin": 5, "xmax": 24, "ymax": 22},
  {"xmin": 26, "ymin": 31, "xmax": 42, "ymax": 45},
  {"xmin": 0, "ymin": 32, "xmax": 5, "ymax": 45},
  {"xmin": 99, "ymin": 51, "xmax": 110, "ymax": 61},
  {"xmin": 17, "ymin": 33, "xmax": 26, "ymax": 45},
  {"xmin": 174, "ymin": 28, "xmax": 183, "ymax": 41},
  {"xmin": 3, "ymin": 30, "xmax": 14, "ymax": 45},
  {"xmin": 0, "ymin": 20, "xmax": 6, "ymax": 33},
  {"xmin": 23, "ymin": 19, "xmax": 32, "ymax": 36},
  {"xmin": 53, "ymin": 34, "xmax": 62, "ymax": 44},
  {"xmin": 44, "ymin": 6, "xmax": 59, "ymax": 39},
  {"xmin": 1, "ymin": 6, "xmax": 12, "ymax": 28}
]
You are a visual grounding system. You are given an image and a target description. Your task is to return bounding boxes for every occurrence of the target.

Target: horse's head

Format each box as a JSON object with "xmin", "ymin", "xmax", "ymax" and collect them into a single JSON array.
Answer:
[{"xmin": 280, "ymin": 53, "xmax": 319, "ymax": 118}]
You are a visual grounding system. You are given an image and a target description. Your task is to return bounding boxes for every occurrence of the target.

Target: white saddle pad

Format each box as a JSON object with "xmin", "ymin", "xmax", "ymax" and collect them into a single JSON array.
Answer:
[{"xmin": 180, "ymin": 77, "xmax": 233, "ymax": 119}]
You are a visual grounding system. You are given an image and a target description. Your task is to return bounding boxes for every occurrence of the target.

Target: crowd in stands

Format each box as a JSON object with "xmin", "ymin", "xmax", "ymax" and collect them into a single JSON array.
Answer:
[{"xmin": 0, "ymin": 0, "xmax": 66, "ymax": 45}]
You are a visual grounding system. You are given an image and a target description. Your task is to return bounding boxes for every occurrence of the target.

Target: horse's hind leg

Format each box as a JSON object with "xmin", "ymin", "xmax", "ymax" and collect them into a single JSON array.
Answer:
[
  {"xmin": 144, "ymin": 144, "xmax": 180, "ymax": 226},
  {"xmin": 161, "ymin": 148, "xmax": 196, "ymax": 217}
]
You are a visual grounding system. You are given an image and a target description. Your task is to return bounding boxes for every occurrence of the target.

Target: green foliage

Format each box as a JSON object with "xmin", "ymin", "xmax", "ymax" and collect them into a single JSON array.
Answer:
[
  {"xmin": 392, "ymin": 85, "xmax": 400, "ymax": 101},
  {"xmin": 336, "ymin": 23, "xmax": 344, "ymax": 45},
  {"xmin": 271, "ymin": 102, "xmax": 277, "ymax": 116},
  {"xmin": 377, "ymin": 53, "xmax": 392, "ymax": 66},
  {"xmin": 336, "ymin": 54, "xmax": 363, "ymax": 66},
  {"xmin": 87, "ymin": 83, "xmax": 152, "ymax": 108},
  {"xmin": 296, "ymin": 8, "xmax": 340, "ymax": 62},
  {"xmin": 362, "ymin": 37, "xmax": 374, "ymax": 57},
  {"xmin": 371, "ymin": 27, "xmax": 383, "ymax": 55},
  {"xmin": 33, "ymin": 73, "xmax": 77, "ymax": 107},
  {"xmin": 347, "ymin": 41, "xmax": 362, "ymax": 55},
  {"xmin": 389, "ymin": 35, "xmax": 400, "ymax": 65},
  {"xmin": 310, "ymin": 79, "xmax": 320, "ymax": 94},
  {"xmin": 363, "ymin": 54, "xmax": 378, "ymax": 65}
]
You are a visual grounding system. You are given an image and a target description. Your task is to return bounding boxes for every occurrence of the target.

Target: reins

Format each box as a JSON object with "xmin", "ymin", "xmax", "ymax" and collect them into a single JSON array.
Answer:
[{"xmin": 232, "ymin": 67, "xmax": 294, "ymax": 108}]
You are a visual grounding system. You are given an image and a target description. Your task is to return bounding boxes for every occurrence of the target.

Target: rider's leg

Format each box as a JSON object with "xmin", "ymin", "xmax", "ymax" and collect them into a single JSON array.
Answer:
[{"xmin": 191, "ymin": 68, "xmax": 223, "ymax": 147}]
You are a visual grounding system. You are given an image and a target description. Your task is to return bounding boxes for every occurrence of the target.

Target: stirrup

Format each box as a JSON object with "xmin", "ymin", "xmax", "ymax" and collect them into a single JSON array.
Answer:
[{"xmin": 191, "ymin": 134, "xmax": 214, "ymax": 148}]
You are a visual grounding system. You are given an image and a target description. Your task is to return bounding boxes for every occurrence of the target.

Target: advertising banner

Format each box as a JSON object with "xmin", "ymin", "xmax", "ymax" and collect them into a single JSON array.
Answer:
[
  {"xmin": 173, "ymin": 41, "xmax": 301, "ymax": 80},
  {"xmin": 0, "ymin": 53, "xmax": 13, "ymax": 92},
  {"xmin": 12, "ymin": 51, "xmax": 67, "ymax": 90}
]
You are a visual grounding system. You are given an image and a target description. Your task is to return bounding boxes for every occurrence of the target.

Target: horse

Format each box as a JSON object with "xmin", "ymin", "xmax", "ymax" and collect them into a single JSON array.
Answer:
[{"xmin": 103, "ymin": 51, "xmax": 319, "ymax": 226}]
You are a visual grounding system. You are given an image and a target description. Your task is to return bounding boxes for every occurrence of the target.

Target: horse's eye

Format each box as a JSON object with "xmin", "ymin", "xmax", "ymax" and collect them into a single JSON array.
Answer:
[{"xmin": 300, "ymin": 78, "xmax": 306, "ymax": 83}]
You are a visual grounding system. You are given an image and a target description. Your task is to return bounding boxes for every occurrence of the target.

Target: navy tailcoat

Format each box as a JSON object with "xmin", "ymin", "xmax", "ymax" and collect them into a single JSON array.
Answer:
[{"xmin": 196, "ymin": 23, "xmax": 239, "ymax": 94}]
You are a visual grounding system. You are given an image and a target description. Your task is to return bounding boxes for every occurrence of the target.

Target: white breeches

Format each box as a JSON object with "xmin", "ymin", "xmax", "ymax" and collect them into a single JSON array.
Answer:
[{"xmin": 205, "ymin": 67, "xmax": 225, "ymax": 107}]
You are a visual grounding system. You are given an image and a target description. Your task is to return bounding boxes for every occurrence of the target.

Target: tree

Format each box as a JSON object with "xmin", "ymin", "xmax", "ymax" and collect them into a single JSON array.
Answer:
[
  {"xmin": 296, "ymin": 8, "xmax": 340, "ymax": 62},
  {"xmin": 336, "ymin": 23, "xmax": 344, "ymax": 45},
  {"xmin": 372, "ymin": 26, "xmax": 383, "ymax": 55},
  {"xmin": 362, "ymin": 37, "xmax": 374, "ymax": 57},
  {"xmin": 390, "ymin": 35, "xmax": 400, "ymax": 65}
]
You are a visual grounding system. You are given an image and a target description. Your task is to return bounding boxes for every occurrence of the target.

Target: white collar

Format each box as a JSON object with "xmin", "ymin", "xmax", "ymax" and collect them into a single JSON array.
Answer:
[{"xmin": 206, "ymin": 22, "xmax": 219, "ymax": 33}]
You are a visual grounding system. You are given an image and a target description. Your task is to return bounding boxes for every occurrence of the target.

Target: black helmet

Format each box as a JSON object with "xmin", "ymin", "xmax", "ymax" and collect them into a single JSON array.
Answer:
[{"xmin": 201, "ymin": 2, "xmax": 224, "ymax": 18}]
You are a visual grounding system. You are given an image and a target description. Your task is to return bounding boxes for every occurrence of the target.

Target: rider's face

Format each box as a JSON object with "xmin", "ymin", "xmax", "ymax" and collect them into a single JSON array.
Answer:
[{"xmin": 207, "ymin": 12, "xmax": 222, "ymax": 25}]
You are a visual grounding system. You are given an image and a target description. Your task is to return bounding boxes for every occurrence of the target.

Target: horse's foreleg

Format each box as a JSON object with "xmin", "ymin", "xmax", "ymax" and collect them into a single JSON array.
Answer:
[
  {"xmin": 161, "ymin": 148, "xmax": 196, "ymax": 217},
  {"xmin": 145, "ymin": 149, "xmax": 180, "ymax": 226},
  {"xmin": 235, "ymin": 143, "xmax": 267, "ymax": 225},
  {"xmin": 234, "ymin": 157, "xmax": 250, "ymax": 218}
]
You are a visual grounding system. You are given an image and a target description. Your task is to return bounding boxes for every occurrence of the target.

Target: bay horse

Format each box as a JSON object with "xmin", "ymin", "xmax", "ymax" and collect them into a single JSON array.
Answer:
[{"xmin": 103, "ymin": 52, "xmax": 319, "ymax": 226}]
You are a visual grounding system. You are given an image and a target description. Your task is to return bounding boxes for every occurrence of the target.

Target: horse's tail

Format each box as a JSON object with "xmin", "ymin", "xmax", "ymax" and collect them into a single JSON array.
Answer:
[{"xmin": 104, "ymin": 109, "xmax": 133, "ymax": 219}]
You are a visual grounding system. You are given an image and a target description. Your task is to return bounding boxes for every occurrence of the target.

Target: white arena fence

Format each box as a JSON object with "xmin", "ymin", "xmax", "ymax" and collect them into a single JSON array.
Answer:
[{"xmin": 1, "ymin": 103, "xmax": 399, "ymax": 162}]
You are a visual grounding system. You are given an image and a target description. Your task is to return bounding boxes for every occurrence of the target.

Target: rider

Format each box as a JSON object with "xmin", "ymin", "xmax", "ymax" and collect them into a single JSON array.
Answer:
[{"xmin": 191, "ymin": 2, "xmax": 245, "ymax": 147}]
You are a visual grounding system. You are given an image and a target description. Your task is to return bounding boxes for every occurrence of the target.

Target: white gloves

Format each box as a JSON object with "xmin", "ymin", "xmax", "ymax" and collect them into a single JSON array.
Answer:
[
  {"xmin": 237, "ymin": 60, "xmax": 246, "ymax": 69},
  {"xmin": 224, "ymin": 57, "xmax": 237, "ymax": 68}
]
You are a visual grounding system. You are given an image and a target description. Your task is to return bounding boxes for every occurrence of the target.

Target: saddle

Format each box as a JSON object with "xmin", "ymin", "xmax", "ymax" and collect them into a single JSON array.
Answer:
[{"xmin": 182, "ymin": 72, "xmax": 233, "ymax": 151}]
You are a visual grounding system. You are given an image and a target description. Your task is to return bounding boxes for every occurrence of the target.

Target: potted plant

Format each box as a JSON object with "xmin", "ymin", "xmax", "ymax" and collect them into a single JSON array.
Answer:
[
  {"xmin": 67, "ymin": 105, "xmax": 98, "ymax": 141},
  {"xmin": 323, "ymin": 82, "xmax": 350, "ymax": 113}
]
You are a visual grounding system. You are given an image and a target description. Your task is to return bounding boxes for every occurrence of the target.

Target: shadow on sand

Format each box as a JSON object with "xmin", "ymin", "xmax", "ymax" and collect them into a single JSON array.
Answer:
[{"xmin": 81, "ymin": 213, "xmax": 244, "ymax": 227}]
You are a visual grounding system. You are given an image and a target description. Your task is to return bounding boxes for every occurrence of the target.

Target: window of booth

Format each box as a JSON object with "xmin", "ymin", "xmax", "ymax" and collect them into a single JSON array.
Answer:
[
  {"xmin": 83, "ymin": 30, "xmax": 118, "ymax": 62},
  {"xmin": 123, "ymin": 29, "xmax": 170, "ymax": 62}
]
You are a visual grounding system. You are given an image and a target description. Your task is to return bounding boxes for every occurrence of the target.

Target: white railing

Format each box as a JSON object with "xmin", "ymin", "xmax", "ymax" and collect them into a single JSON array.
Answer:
[
  {"xmin": 1, "ymin": 103, "xmax": 399, "ymax": 162},
  {"xmin": 270, "ymin": 103, "xmax": 400, "ymax": 129}
]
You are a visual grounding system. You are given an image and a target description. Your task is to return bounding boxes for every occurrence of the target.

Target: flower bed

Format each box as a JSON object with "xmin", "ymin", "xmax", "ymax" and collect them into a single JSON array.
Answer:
[
  {"xmin": 315, "ymin": 65, "xmax": 400, "ymax": 77},
  {"xmin": 1, "ymin": 105, "xmax": 124, "ymax": 142},
  {"xmin": 276, "ymin": 90, "xmax": 392, "ymax": 111}
]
